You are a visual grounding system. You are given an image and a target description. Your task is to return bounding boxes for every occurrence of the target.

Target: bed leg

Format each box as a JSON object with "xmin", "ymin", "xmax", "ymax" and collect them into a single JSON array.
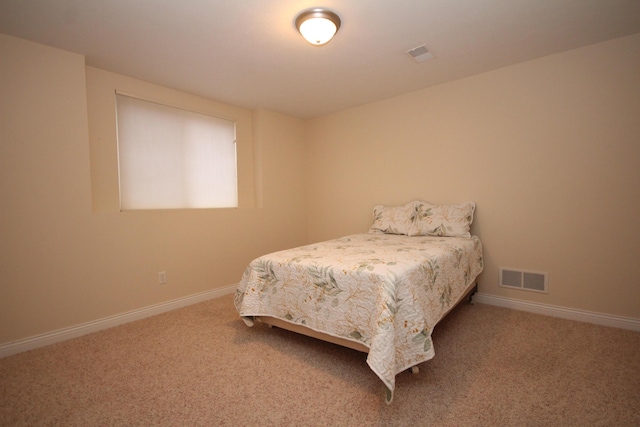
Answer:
[
  {"xmin": 411, "ymin": 366, "xmax": 419, "ymax": 374},
  {"xmin": 468, "ymin": 283, "xmax": 478, "ymax": 305}
]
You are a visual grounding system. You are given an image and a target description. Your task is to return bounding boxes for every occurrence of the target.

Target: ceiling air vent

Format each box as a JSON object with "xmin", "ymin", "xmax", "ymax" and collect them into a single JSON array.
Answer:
[{"xmin": 405, "ymin": 45, "xmax": 434, "ymax": 63}]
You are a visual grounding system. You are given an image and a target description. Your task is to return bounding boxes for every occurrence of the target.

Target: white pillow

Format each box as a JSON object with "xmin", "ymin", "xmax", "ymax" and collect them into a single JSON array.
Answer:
[
  {"xmin": 408, "ymin": 201, "xmax": 475, "ymax": 238},
  {"xmin": 368, "ymin": 201, "xmax": 419, "ymax": 235}
]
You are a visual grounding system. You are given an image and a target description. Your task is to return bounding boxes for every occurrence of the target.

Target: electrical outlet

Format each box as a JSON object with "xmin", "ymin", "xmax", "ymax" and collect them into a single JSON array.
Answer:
[{"xmin": 158, "ymin": 271, "xmax": 167, "ymax": 285}]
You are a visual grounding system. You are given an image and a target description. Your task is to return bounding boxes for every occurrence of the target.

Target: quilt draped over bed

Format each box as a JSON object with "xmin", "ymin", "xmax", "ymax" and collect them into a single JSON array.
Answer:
[{"xmin": 234, "ymin": 233, "xmax": 483, "ymax": 402}]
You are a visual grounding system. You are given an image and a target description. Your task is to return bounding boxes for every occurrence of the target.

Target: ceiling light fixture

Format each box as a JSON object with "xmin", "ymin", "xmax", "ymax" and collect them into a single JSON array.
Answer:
[{"xmin": 295, "ymin": 8, "xmax": 341, "ymax": 46}]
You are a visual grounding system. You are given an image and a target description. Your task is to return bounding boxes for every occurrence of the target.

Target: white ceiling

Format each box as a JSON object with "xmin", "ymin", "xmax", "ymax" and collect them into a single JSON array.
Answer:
[{"xmin": 2, "ymin": 0, "xmax": 640, "ymax": 119}]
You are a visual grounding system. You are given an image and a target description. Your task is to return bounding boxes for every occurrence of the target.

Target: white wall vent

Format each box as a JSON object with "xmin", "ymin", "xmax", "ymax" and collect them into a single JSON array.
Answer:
[{"xmin": 500, "ymin": 268, "xmax": 548, "ymax": 293}]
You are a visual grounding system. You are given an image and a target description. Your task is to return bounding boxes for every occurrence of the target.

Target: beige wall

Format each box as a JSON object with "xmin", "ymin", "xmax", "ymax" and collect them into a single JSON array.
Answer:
[
  {"xmin": 306, "ymin": 34, "xmax": 640, "ymax": 318},
  {"xmin": 2, "ymin": 31, "xmax": 639, "ymax": 346},
  {"xmin": 0, "ymin": 34, "xmax": 307, "ymax": 344}
]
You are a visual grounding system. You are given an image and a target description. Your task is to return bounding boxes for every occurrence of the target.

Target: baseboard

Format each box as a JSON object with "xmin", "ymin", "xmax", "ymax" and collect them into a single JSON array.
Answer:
[
  {"xmin": 0, "ymin": 285, "xmax": 237, "ymax": 359},
  {"xmin": 473, "ymin": 292, "xmax": 640, "ymax": 332},
  {"xmin": 5, "ymin": 289, "xmax": 636, "ymax": 359}
]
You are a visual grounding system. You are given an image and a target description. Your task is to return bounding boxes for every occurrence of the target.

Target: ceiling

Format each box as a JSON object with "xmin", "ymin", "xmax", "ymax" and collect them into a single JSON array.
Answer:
[{"xmin": 1, "ymin": 0, "xmax": 640, "ymax": 119}]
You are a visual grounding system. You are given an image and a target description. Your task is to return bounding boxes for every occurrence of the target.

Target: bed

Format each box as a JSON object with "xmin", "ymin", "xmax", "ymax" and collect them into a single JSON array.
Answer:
[{"xmin": 234, "ymin": 201, "xmax": 483, "ymax": 402}]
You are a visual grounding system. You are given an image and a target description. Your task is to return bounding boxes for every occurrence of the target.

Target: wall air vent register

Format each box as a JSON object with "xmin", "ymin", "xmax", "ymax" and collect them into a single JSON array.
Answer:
[{"xmin": 500, "ymin": 268, "xmax": 548, "ymax": 293}]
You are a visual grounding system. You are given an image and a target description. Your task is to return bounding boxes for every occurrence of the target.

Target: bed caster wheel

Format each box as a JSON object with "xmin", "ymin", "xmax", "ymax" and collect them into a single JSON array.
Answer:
[{"xmin": 411, "ymin": 366, "xmax": 419, "ymax": 374}]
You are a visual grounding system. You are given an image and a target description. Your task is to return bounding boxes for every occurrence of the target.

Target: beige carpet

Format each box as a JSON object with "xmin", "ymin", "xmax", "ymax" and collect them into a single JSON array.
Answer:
[{"xmin": 1, "ymin": 294, "xmax": 639, "ymax": 426}]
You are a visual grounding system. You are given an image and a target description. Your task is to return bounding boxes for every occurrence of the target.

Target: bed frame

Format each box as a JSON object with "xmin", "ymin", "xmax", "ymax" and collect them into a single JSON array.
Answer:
[{"xmin": 255, "ymin": 282, "xmax": 478, "ymax": 373}]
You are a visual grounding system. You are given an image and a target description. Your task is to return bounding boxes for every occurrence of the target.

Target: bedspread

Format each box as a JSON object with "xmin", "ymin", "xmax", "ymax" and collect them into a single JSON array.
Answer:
[{"xmin": 234, "ymin": 233, "xmax": 483, "ymax": 402}]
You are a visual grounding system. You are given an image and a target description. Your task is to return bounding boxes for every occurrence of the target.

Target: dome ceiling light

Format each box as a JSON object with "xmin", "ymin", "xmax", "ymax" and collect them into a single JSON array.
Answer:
[{"xmin": 295, "ymin": 8, "xmax": 341, "ymax": 46}]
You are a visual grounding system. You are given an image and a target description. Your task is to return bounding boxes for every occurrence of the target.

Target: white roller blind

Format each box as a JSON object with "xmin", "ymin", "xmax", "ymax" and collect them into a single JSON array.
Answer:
[{"xmin": 116, "ymin": 94, "xmax": 237, "ymax": 210}]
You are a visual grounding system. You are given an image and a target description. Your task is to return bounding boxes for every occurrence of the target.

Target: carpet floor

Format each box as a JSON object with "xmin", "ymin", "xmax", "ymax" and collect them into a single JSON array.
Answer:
[{"xmin": 1, "ymin": 294, "xmax": 639, "ymax": 426}]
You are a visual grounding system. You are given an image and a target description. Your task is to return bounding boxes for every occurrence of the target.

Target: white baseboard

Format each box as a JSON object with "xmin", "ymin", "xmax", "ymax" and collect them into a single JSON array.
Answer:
[
  {"xmin": 4, "ymin": 289, "xmax": 636, "ymax": 359},
  {"xmin": 0, "ymin": 285, "xmax": 237, "ymax": 359},
  {"xmin": 472, "ymin": 292, "xmax": 640, "ymax": 332}
]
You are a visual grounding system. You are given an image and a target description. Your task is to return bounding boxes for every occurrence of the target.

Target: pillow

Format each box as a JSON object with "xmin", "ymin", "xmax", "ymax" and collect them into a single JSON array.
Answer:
[
  {"xmin": 408, "ymin": 201, "xmax": 475, "ymax": 238},
  {"xmin": 368, "ymin": 201, "xmax": 419, "ymax": 235}
]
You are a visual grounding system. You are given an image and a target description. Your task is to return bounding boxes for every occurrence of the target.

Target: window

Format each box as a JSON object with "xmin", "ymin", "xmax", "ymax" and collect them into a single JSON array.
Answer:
[{"xmin": 115, "ymin": 94, "xmax": 237, "ymax": 210}]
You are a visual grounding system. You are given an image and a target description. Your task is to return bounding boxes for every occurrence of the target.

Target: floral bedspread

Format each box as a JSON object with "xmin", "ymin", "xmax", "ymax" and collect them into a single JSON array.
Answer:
[{"xmin": 234, "ymin": 233, "xmax": 483, "ymax": 402}]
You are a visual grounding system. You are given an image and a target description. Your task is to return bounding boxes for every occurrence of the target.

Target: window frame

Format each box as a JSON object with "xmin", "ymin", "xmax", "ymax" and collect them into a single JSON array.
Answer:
[
  {"xmin": 114, "ymin": 92, "xmax": 239, "ymax": 211},
  {"xmin": 87, "ymin": 66, "xmax": 257, "ymax": 213}
]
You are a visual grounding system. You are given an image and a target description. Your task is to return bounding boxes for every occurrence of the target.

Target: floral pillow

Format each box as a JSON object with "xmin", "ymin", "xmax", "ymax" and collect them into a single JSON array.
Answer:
[
  {"xmin": 408, "ymin": 201, "xmax": 475, "ymax": 238},
  {"xmin": 369, "ymin": 201, "xmax": 419, "ymax": 235}
]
